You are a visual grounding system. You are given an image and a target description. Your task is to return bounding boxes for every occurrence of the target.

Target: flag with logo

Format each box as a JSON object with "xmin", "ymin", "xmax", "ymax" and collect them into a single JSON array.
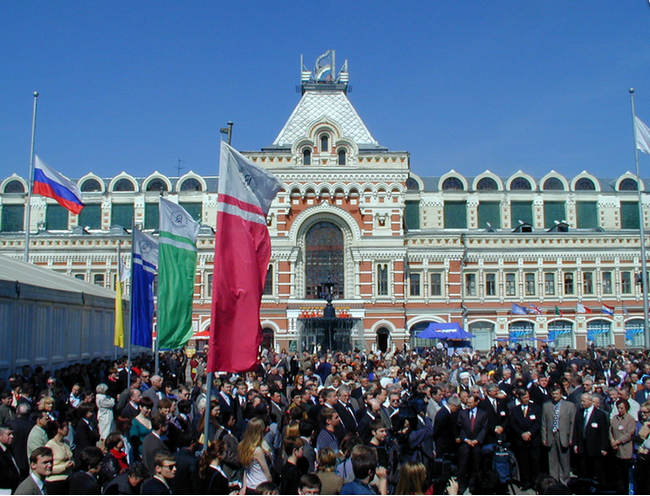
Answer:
[
  {"xmin": 157, "ymin": 199, "xmax": 199, "ymax": 350},
  {"xmin": 511, "ymin": 303, "xmax": 528, "ymax": 315},
  {"xmin": 601, "ymin": 303, "xmax": 614, "ymax": 316},
  {"xmin": 209, "ymin": 141, "xmax": 282, "ymax": 373},
  {"xmin": 131, "ymin": 229, "xmax": 159, "ymax": 348},
  {"xmin": 113, "ymin": 256, "xmax": 130, "ymax": 347},
  {"xmin": 576, "ymin": 302, "xmax": 592, "ymax": 314}
]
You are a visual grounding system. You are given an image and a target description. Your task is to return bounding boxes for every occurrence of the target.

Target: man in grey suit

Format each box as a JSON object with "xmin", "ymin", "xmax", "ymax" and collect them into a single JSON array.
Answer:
[
  {"xmin": 142, "ymin": 375, "xmax": 164, "ymax": 414},
  {"xmin": 15, "ymin": 446, "xmax": 52, "ymax": 495},
  {"xmin": 541, "ymin": 384, "xmax": 576, "ymax": 484}
]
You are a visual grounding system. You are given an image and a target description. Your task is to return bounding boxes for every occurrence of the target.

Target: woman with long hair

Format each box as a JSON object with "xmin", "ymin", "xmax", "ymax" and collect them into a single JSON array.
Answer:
[
  {"xmin": 44, "ymin": 420, "xmax": 74, "ymax": 495},
  {"xmin": 238, "ymin": 417, "xmax": 273, "ymax": 494},
  {"xmin": 394, "ymin": 460, "xmax": 431, "ymax": 495},
  {"xmin": 197, "ymin": 400, "xmax": 222, "ymax": 444},
  {"xmin": 194, "ymin": 440, "xmax": 230, "ymax": 495},
  {"xmin": 129, "ymin": 396, "xmax": 153, "ymax": 459}
]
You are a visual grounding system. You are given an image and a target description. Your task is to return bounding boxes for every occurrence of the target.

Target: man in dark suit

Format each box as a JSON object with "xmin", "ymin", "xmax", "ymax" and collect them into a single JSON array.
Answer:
[
  {"xmin": 68, "ymin": 446, "xmax": 103, "ymax": 495},
  {"xmin": 335, "ymin": 386, "xmax": 359, "ymax": 435},
  {"xmin": 433, "ymin": 395, "xmax": 460, "ymax": 458},
  {"xmin": 73, "ymin": 404, "xmax": 100, "ymax": 466},
  {"xmin": 141, "ymin": 451, "xmax": 176, "ymax": 495},
  {"xmin": 217, "ymin": 380, "xmax": 236, "ymax": 415},
  {"xmin": 6, "ymin": 403, "xmax": 33, "ymax": 479},
  {"xmin": 142, "ymin": 414, "xmax": 170, "ymax": 475},
  {"xmin": 456, "ymin": 395, "xmax": 488, "ymax": 494},
  {"xmin": 351, "ymin": 375, "xmax": 371, "ymax": 401},
  {"xmin": 498, "ymin": 368, "xmax": 515, "ymax": 399},
  {"xmin": 120, "ymin": 388, "xmax": 141, "ymax": 420},
  {"xmin": 508, "ymin": 389, "xmax": 542, "ymax": 491},
  {"xmin": 478, "ymin": 383, "xmax": 509, "ymax": 447},
  {"xmin": 528, "ymin": 375, "xmax": 551, "ymax": 405},
  {"xmin": 541, "ymin": 385, "xmax": 576, "ymax": 485},
  {"xmin": 0, "ymin": 426, "xmax": 23, "ymax": 493},
  {"xmin": 169, "ymin": 435, "xmax": 197, "ymax": 495},
  {"xmin": 573, "ymin": 393, "xmax": 609, "ymax": 486}
]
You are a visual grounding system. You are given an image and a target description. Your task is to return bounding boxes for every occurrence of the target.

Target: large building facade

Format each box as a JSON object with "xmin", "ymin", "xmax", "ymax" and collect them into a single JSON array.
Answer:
[{"xmin": 1, "ymin": 53, "xmax": 649, "ymax": 353}]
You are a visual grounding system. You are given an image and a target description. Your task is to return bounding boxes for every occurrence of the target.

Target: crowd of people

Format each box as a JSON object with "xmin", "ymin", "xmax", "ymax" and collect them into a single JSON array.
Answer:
[{"xmin": 0, "ymin": 342, "xmax": 649, "ymax": 495}]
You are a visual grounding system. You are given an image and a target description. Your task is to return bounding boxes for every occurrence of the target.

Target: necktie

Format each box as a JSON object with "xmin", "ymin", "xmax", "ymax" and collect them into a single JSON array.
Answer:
[
  {"xmin": 523, "ymin": 405, "xmax": 528, "ymax": 417},
  {"xmin": 583, "ymin": 409, "xmax": 590, "ymax": 436},
  {"xmin": 553, "ymin": 402, "xmax": 560, "ymax": 433},
  {"xmin": 470, "ymin": 410, "xmax": 476, "ymax": 431}
]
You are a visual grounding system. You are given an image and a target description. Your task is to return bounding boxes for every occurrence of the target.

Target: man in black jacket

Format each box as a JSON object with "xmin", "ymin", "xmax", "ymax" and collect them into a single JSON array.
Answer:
[
  {"xmin": 478, "ymin": 383, "xmax": 509, "ymax": 447},
  {"xmin": 433, "ymin": 395, "xmax": 460, "ymax": 458},
  {"xmin": 508, "ymin": 389, "xmax": 542, "ymax": 490},
  {"xmin": 457, "ymin": 395, "xmax": 488, "ymax": 494},
  {"xmin": 0, "ymin": 426, "xmax": 22, "ymax": 493},
  {"xmin": 6, "ymin": 403, "xmax": 33, "ymax": 479},
  {"xmin": 141, "ymin": 451, "xmax": 176, "ymax": 495},
  {"xmin": 572, "ymin": 392, "xmax": 609, "ymax": 486}
]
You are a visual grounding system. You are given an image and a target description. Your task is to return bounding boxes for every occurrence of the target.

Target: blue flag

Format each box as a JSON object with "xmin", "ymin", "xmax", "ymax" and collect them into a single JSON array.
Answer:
[
  {"xmin": 131, "ymin": 229, "xmax": 159, "ymax": 348},
  {"xmin": 511, "ymin": 303, "xmax": 528, "ymax": 315}
]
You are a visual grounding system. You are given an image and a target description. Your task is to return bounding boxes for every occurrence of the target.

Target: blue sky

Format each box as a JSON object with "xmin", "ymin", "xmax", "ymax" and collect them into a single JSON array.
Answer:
[{"xmin": 3, "ymin": 1, "xmax": 650, "ymax": 183}]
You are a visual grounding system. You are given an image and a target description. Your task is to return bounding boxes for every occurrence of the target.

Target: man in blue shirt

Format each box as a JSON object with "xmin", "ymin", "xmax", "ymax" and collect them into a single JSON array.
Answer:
[{"xmin": 340, "ymin": 445, "xmax": 387, "ymax": 495}]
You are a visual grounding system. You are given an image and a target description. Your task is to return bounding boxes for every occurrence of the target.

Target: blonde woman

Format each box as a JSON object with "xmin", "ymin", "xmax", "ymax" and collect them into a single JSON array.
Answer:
[{"xmin": 238, "ymin": 417, "xmax": 273, "ymax": 494}]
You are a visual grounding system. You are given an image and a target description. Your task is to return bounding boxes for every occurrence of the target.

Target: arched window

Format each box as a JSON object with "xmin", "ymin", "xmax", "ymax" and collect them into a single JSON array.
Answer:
[
  {"xmin": 338, "ymin": 148, "xmax": 347, "ymax": 165},
  {"xmin": 406, "ymin": 178, "xmax": 420, "ymax": 191},
  {"xmin": 575, "ymin": 178, "xmax": 596, "ymax": 191},
  {"xmin": 509, "ymin": 321, "xmax": 535, "ymax": 347},
  {"xmin": 113, "ymin": 178, "xmax": 135, "ymax": 192},
  {"xmin": 625, "ymin": 318, "xmax": 645, "ymax": 348},
  {"xmin": 303, "ymin": 148, "xmax": 311, "ymax": 166},
  {"xmin": 476, "ymin": 177, "xmax": 498, "ymax": 191},
  {"xmin": 146, "ymin": 179, "xmax": 168, "ymax": 192},
  {"xmin": 180, "ymin": 178, "xmax": 202, "ymax": 192},
  {"xmin": 510, "ymin": 177, "xmax": 532, "ymax": 190},
  {"xmin": 80, "ymin": 179, "xmax": 102, "ymax": 192},
  {"xmin": 442, "ymin": 177, "xmax": 464, "ymax": 191},
  {"xmin": 3, "ymin": 180, "xmax": 25, "ymax": 194},
  {"xmin": 543, "ymin": 177, "xmax": 564, "ymax": 191},
  {"xmin": 619, "ymin": 178, "xmax": 638, "ymax": 191},
  {"xmin": 587, "ymin": 319, "xmax": 611, "ymax": 347},
  {"xmin": 548, "ymin": 320, "xmax": 573, "ymax": 348},
  {"xmin": 305, "ymin": 221, "xmax": 343, "ymax": 299},
  {"xmin": 320, "ymin": 134, "xmax": 329, "ymax": 152}
]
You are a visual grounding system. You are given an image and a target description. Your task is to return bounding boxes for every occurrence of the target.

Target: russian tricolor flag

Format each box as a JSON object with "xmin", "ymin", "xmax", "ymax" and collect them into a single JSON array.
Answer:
[
  {"xmin": 33, "ymin": 155, "xmax": 84, "ymax": 214},
  {"xmin": 602, "ymin": 303, "xmax": 615, "ymax": 316}
]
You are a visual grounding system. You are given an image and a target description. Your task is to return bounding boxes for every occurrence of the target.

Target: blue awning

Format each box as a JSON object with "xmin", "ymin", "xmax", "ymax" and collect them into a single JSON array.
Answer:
[{"xmin": 415, "ymin": 322, "xmax": 475, "ymax": 340}]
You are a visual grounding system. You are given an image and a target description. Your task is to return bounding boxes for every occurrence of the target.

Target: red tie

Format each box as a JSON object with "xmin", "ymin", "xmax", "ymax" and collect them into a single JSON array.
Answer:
[{"xmin": 470, "ymin": 410, "xmax": 476, "ymax": 431}]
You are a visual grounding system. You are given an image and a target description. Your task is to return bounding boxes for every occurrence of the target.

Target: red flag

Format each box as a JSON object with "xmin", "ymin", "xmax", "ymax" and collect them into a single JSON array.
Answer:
[{"xmin": 209, "ymin": 142, "xmax": 282, "ymax": 373}]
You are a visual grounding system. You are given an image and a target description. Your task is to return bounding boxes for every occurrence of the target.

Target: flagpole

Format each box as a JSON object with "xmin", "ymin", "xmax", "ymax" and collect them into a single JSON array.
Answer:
[
  {"xmin": 127, "ymin": 230, "xmax": 135, "ymax": 390},
  {"xmin": 24, "ymin": 91, "xmax": 39, "ymax": 262},
  {"xmin": 630, "ymin": 88, "xmax": 650, "ymax": 349},
  {"xmin": 115, "ymin": 241, "xmax": 121, "ymax": 361}
]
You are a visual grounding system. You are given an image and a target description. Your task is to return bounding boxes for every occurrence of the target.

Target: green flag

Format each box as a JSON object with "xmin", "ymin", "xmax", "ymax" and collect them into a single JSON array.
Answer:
[{"xmin": 157, "ymin": 198, "xmax": 200, "ymax": 349}]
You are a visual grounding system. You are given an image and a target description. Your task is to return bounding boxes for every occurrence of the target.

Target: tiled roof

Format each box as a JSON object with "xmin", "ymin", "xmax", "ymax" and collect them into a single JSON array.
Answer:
[{"xmin": 272, "ymin": 90, "xmax": 381, "ymax": 149}]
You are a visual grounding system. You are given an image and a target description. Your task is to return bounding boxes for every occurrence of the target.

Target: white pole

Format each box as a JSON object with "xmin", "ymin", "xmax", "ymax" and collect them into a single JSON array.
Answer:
[
  {"xmin": 629, "ymin": 88, "xmax": 650, "ymax": 349},
  {"xmin": 24, "ymin": 92, "xmax": 39, "ymax": 262}
]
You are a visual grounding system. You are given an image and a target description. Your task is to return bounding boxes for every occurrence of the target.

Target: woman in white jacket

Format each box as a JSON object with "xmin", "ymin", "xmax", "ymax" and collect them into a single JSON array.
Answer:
[{"xmin": 96, "ymin": 383, "xmax": 115, "ymax": 444}]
